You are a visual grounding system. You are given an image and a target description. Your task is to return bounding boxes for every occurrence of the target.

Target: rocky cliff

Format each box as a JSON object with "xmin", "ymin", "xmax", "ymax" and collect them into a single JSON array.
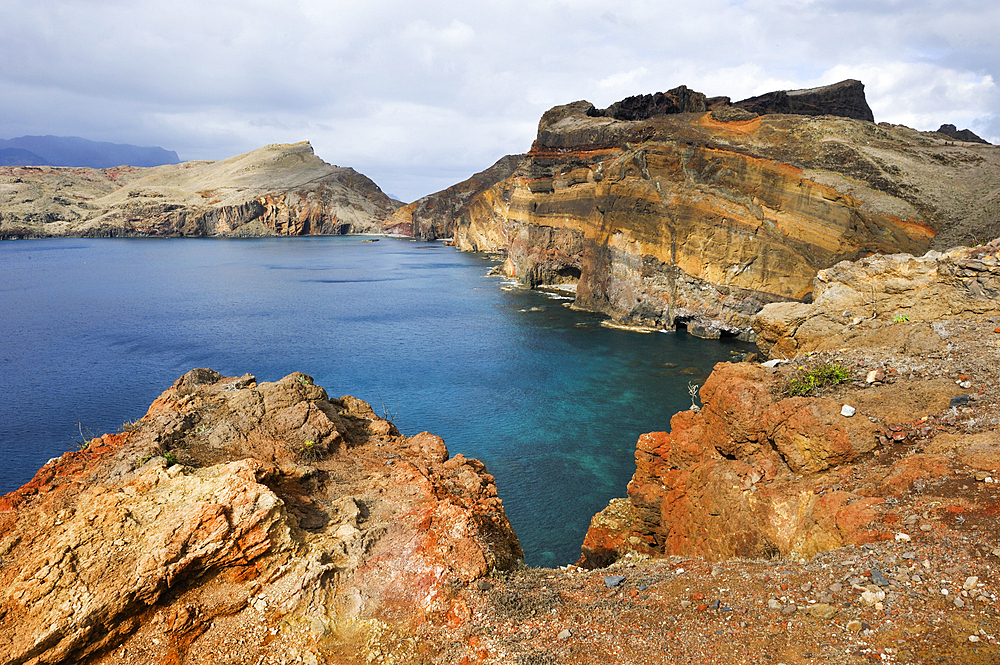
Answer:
[
  {"xmin": 402, "ymin": 80, "xmax": 1000, "ymax": 339},
  {"xmin": 0, "ymin": 369, "xmax": 520, "ymax": 664},
  {"xmin": 0, "ymin": 142, "xmax": 402, "ymax": 238},
  {"xmin": 580, "ymin": 241, "xmax": 1000, "ymax": 569},
  {"xmin": 753, "ymin": 239, "xmax": 1000, "ymax": 358}
]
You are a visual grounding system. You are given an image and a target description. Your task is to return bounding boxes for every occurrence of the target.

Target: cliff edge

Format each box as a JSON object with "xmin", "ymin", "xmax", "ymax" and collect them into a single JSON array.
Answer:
[{"xmin": 0, "ymin": 370, "xmax": 521, "ymax": 664}]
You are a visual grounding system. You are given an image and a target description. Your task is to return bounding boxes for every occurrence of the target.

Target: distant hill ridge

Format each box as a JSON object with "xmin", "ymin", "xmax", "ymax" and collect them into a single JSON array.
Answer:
[{"xmin": 0, "ymin": 135, "xmax": 179, "ymax": 168}]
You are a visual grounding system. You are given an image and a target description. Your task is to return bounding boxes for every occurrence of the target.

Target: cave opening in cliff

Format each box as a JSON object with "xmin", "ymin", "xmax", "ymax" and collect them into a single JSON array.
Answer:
[{"xmin": 551, "ymin": 265, "xmax": 581, "ymax": 284}]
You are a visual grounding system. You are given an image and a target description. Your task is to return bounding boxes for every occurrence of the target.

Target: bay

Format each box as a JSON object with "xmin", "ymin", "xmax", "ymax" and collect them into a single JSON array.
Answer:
[{"xmin": 0, "ymin": 237, "xmax": 749, "ymax": 566}]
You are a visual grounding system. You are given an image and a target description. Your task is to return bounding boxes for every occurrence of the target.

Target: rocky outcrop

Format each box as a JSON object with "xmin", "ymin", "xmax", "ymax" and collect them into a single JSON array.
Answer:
[
  {"xmin": 733, "ymin": 79, "xmax": 875, "ymax": 122},
  {"xmin": 384, "ymin": 154, "xmax": 523, "ymax": 239},
  {"xmin": 752, "ymin": 239, "xmax": 1000, "ymax": 358},
  {"xmin": 0, "ymin": 142, "xmax": 402, "ymax": 238},
  {"xmin": 579, "ymin": 328, "xmax": 1000, "ymax": 568},
  {"xmin": 937, "ymin": 124, "xmax": 990, "ymax": 144},
  {"xmin": 0, "ymin": 369, "xmax": 520, "ymax": 664},
  {"xmin": 404, "ymin": 81, "xmax": 1000, "ymax": 338},
  {"xmin": 579, "ymin": 362, "xmax": 879, "ymax": 566}
]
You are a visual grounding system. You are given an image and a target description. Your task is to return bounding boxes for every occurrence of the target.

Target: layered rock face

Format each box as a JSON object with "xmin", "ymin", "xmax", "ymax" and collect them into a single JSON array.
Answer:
[
  {"xmin": 405, "ymin": 81, "xmax": 1000, "ymax": 338},
  {"xmin": 0, "ymin": 142, "xmax": 402, "ymax": 238},
  {"xmin": 753, "ymin": 239, "xmax": 1000, "ymax": 358},
  {"xmin": 384, "ymin": 154, "xmax": 523, "ymax": 239},
  {"xmin": 0, "ymin": 370, "xmax": 520, "ymax": 664}
]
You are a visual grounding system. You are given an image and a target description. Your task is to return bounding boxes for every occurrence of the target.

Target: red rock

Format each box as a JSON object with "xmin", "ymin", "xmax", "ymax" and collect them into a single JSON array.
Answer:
[{"xmin": 0, "ymin": 369, "xmax": 522, "ymax": 663}]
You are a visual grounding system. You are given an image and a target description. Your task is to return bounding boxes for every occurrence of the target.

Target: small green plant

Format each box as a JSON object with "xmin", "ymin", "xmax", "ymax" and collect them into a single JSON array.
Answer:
[
  {"xmin": 72, "ymin": 422, "xmax": 99, "ymax": 451},
  {"xmin": 892, "ymin": 314, "xmax": 910, "ymax": 323},
  {"xmin": 163, "ymin": 451, "xmax": 179, "ymax": 466},
  {"xmin": 788, "ymin": 363, "xmax": 851, "ymax": 397},
  {"xmin": 299, "ymin": 439, "xmax": 320, "ymax": 462},
  {"xmin": 297, "ymin": 375, "xmax": 313, "ymax": 386}
]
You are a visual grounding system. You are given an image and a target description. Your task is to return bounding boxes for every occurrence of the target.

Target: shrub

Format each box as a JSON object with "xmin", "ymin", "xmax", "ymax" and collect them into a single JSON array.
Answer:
[{"xmin": 788, "ymin": 363, "xmax": 851, "ymax": 396}]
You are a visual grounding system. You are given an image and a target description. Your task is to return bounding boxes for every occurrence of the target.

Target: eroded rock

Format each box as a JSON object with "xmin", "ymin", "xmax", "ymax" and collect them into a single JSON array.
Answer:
[{"xmin": 0, "ymin": 369, "xmax": 521, "ymax": 664}]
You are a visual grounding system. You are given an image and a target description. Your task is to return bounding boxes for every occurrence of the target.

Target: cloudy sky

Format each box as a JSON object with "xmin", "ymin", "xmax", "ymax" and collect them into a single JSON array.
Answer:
[{"xmin": 2, "ymin": 0, "xmax": 998, "ymax": 202}]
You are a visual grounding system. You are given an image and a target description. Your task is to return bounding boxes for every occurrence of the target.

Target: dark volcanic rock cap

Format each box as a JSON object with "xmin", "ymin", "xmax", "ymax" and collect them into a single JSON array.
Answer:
[
  {"xmin": 733, "ymin": 79, "xmax": 875, "ymax": 122},
  {"xmin": 937, "ymin": 123, "xmax": 990, "ymax": 144},
  {"xmin": 587, "ymin": 79, "xmax": 875, "ymax": 123}
]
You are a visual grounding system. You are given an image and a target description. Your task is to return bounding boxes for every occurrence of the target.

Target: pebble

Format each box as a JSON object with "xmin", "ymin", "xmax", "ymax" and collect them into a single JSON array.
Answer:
[
  {"xmin": 781, "ymin": 604, "xmax": 797, "ymax": 615},
  {"xmin": 841, "ymin": 404, "xmax": 856, "ymax": 417},
  {"xmin": 557, "ymin": 629, "xmax": 572, "ymax": 640},
  {"xmin": 604, "ymin": 575, "xmax": 625, "ymax": 588},
  {"xmin": 964, "ymin": 576, "xmax": 979, "ymax": 590},
  {"xmin": 975, "ymin": 471, "xmax": 990, "ymax": 481},
  {"xmin": 768, "ymin": 598, "xmax": 782, "ymax": 610},
  {"xmin": 808, "ymin": 603, "xmax": 837, "ymax": 619},
  {"xmin": 970, "ymin": 635, "xmax": 981, "ymax": 643},
  {"xmin": 847, "ymin": 620, "xmax": 863, "ymax": 633},
  {"xmin": 829, "ymin": 583, "xmax": 843, "ymax": 593},
  {"xmin": 920, "ymin": 524, "xmax": 933, "ymax": 532},
  {"xmin": 870, "ymin": 569, "xmax": 890, "ymax": 587},
  {"xmin": 894, "ymin": 533, "xmax": 911, "ymax": 542},
  {"xmin": 954, "ymin": 597, "xmax": 965, "ymax": 608},
  {"xmin": 476, "ymin": 579, "xmax": 493, "ymax": 591},
  {"xmin": 680, "ymin": 600, "xmax": 692, "ymax": 609}
]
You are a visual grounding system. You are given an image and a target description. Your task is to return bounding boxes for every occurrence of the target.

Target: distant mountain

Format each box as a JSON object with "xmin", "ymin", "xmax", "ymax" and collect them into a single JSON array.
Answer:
[
  {"xmin": 0, "ymin": 148, "xmax": 51, "ymax": 166},
  {"xmin": 0, "ymin": 136, "xmax": 179, "ymax": 168}
]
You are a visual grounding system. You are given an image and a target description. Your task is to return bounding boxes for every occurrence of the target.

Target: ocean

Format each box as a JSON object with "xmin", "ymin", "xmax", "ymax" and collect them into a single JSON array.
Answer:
[{"xmin": 0, "ymin": 237, "xmax": 749, "ymax": 566}]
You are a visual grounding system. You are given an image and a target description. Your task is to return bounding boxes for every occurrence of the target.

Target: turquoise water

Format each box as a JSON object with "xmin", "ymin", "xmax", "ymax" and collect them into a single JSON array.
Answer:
[{"xmin": 0, "ymin": 237, "xmax": 749, "ymax": 566}]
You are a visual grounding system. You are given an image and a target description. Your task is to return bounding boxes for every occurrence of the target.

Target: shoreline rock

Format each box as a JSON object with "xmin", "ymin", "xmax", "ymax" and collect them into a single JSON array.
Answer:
[
  {"xmin": 0, "ymin": 369, "xmax": 521, "ymax": 664},
  {"xmin": 393, "ymin": 81, "xmax": 1000, "ymax": 339}
]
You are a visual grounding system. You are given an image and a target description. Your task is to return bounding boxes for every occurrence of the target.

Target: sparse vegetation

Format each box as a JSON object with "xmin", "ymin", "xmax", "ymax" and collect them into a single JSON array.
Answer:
[
  {"xmin": 163, "ymin": 451, "xmax": 179, "ymax": 466},
  {"xmin": 788, "ymin": 363, "xmax": 851, "ymax": 396},
  {"xmin": 893, "ymin": 314, "xmax": 911, "ymax": 323},
  {"xmin": 299, "ymin": 439, "xmax": 320, "ymax": 463},
  {"xmin": 687, "ymin": 381, "xmax": 701, "ymax": 411}
]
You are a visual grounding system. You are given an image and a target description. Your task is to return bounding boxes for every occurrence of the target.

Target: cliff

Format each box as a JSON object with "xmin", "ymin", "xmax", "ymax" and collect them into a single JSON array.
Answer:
[
  {"xmin": 0, "ymin": 142, "xmax": 402, "ymax": 238},
  {"xmin": 581, "ymin": 241, "xmax": 1000, "ymax": 569},
  {"xmin": 402, "ymin": 80, "xmax": 1000, "ymax": 339},
  {"xmin": 0, "ymin": 369, "xmax": 521, "ymax": 664},
  {"xmin": 753, "ymin": 239, "xmax": 1000, "ymax": 358}
]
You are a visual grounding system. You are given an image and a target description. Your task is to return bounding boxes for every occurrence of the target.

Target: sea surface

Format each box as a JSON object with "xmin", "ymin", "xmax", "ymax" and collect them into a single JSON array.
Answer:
[{"xmin": 0, "ymin": 237, "xmax": 749, "ymax": 566}]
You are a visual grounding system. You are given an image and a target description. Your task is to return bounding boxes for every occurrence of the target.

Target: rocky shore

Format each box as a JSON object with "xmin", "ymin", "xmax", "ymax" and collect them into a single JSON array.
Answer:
[
  {"xmin": 395, "ymin": 80, "xmax": 1000, "ymax": 341},
  {"xmin": 0, "ymin": 370, "xmax": 520, "ymax": 664},
  {"xmin": 3, "ymin": 241, "xmax": 999, "ymax": 664}
]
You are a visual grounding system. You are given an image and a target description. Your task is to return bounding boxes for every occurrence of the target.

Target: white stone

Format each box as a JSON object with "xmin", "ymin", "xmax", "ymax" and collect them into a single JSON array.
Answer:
[
  {"xmin": 841, "ymin": 404, "xmax": 856, "ymax": 417},
  {"xmin": 894, "ymin": 533, "xmax": 910, "ymax": 542}
]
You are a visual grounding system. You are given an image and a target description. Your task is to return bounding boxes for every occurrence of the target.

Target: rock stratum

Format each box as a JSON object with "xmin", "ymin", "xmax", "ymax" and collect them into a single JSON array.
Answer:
[
  {"xmin": 0, "ymin": 142, "xmax": 402, "ymax": 238},
  {"xmin": 0, "ymin": 370, "xmax": 521, "ymax": 665},
  {"xmin": 396, "ymin": 80, "xmax": 1000, "ymax": 339}
]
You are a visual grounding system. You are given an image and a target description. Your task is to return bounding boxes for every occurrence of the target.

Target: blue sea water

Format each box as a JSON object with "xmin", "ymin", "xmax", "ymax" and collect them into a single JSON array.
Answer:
[{"xmin": 0, "ymin": 237, "xmax": 749, "ymax": 566}]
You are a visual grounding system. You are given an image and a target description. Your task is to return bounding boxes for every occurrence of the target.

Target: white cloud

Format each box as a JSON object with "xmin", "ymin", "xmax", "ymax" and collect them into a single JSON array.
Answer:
[{"xmin": 2, "ymin": 0, "xmax": 999, "ymax": 200}]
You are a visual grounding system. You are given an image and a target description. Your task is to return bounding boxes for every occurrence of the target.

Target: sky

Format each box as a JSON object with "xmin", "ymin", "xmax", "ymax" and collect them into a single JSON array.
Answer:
[{"xmin": 2, "ymin": 0, "xmax": 998, "ymax": 203}]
